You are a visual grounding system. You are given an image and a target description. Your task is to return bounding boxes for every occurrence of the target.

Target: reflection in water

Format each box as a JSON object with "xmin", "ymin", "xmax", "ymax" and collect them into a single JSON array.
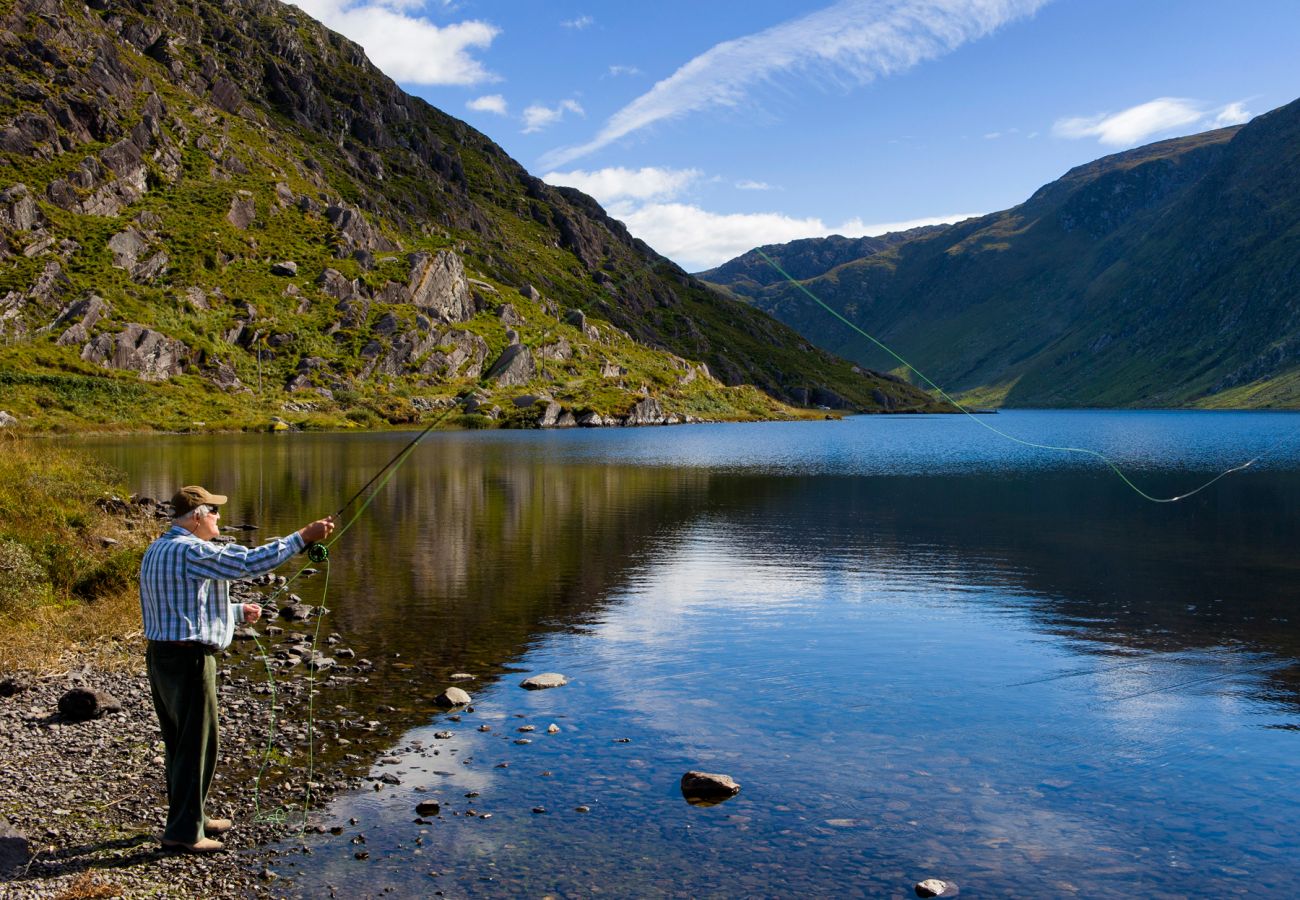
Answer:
[{"xmin": 75, "ymin": 412, "xmax": 1300, "ymax": 897}]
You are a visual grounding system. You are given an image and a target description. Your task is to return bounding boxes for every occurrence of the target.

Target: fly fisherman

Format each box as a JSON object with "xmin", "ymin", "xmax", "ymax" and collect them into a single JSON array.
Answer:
[{"xmin": 139, "ymin": 485, "xmax": 335, "ymax": 853}]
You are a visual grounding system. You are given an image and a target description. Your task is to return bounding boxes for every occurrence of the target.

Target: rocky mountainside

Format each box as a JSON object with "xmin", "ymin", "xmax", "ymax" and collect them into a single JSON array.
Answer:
[
  {"xmin": 703, "ymin": 98, "xmax": 1300, "ymax": 408},
  {"xmin": 0, "ymin": 0, "xmax": 944, "ymax": 432}
]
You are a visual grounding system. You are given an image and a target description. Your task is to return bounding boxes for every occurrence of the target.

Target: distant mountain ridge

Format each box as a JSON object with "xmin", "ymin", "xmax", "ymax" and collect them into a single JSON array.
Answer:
[
  {"xmin": 701, "ymin": 99, "xmax": 1300, "ymax": 408},
  {"xmin": 0, "ymin": 0, "xmax": 943, "ymax": 432},
  {"xmin": 695, "ymin": 226, "xmax": 950, "ymax": 297}
]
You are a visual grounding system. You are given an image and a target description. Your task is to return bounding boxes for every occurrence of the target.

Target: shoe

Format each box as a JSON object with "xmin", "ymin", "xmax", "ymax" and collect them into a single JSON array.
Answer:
[
  {"xmin": 161, "ymin": 837, "xmax": 225, "ymax": 854},
  {"xmin": 204, "ymin": 818, "xmax": 233, "ymax": 836}
]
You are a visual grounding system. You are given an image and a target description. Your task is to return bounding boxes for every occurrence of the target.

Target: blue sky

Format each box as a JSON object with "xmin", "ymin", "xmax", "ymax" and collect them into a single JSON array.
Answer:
[{"xmin": 291, "ymin": 0, "xmax": 1300, "ymax": 270}]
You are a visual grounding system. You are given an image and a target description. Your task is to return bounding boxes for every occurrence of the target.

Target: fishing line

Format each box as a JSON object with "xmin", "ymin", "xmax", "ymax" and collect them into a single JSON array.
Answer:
[
  {"xmin": 246, "ymin": 394, "xmax": 473, "ymax": 831},
  {"xmin": 757, "ymin": 249, "xmax": 1283, "ymax": 503}
]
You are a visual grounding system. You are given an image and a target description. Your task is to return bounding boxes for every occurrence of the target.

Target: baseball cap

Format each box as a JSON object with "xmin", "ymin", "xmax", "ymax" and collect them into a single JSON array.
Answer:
[{"xmin": 171, "ymin": 485, "xmax": 228, "ymax": 516}]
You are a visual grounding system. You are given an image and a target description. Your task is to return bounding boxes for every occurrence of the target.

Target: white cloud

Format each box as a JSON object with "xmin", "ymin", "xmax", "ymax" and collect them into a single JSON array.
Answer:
[
  {"xmin": 1053, "ymin": 98, "xmax": 1204, "ymax": 147},
  {"xmin": 290, "ymin": 0, "xmax": 499, "ymax": 85},
  {"xmin": 736, "ymin": 180, "xmax": 773, "ymax": 191},
  {"xmin": 611, "ymin": 203, "xmax": 978, "ymax": 271},
  {"xmin": 542, "ymin": 166, "xmax": 702, "ymax": 202},
  {"xmin": 561, "ymin": 14, "xmax": 594, "ymax": 29},
  {"xmin": 541, "ymin": 0, "xmax": 1049, "ymax": 168},
  {"xmin": 607, "ymin": 64, "xmax": 643, "ymax": 77},
  {"xmin": 522, "ymin": 99, "xmax": 585, "ymax": 134},
  {"xmin": 1053, "ymin": 97, "xmax": 1254, "ymax": 148},
  {"xmin": 1213, "ymin": 101, "xmax": 1253, "ymax": 127},
  {"xmin": 467, "ymin": 94, "xmax": 508, "ymax": 115}
]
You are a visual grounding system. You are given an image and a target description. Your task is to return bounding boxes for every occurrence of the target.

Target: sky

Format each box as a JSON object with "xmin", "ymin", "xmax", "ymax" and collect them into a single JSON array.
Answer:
[{"xmin": 289, "ymin": 0, "xmax": 1300, "ymax": 271}]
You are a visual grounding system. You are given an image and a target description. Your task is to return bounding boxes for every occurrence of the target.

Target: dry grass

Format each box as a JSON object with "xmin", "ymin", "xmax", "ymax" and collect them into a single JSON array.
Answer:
[
  {"xmin": 0, "ymin": 586, "xmax": 144, "ymax": 674},
  {"xmin": 52, "ymin": 872, "xmax": 125, "ymax": 900}
]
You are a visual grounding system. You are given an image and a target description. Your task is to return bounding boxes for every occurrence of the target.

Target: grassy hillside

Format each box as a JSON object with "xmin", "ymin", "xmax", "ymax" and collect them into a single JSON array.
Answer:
[{"xmin": 0, "ymin": 0, "xmax": 946, "ymax": 433}]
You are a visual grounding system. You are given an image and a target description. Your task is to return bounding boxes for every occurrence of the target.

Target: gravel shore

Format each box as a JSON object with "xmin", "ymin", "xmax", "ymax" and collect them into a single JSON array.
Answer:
[{"xmin": 0, "ymin": 581, "xmax": 389, "ymax": 898}]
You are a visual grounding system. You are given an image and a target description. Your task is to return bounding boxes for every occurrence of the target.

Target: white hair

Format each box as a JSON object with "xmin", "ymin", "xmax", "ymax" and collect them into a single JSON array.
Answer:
[{"xmin": 174, "ymin": 503, "xmax": 211, "ymax": 525}]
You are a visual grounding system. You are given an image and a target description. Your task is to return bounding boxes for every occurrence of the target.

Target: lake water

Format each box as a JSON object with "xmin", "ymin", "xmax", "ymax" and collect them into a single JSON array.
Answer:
[{"xmin": 79, "ymin": 411, "xmax": 1300, "ymax": 898}]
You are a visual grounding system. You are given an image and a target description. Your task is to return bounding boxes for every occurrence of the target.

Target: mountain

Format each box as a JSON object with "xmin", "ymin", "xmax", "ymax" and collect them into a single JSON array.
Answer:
[
  {"xmin": 0, "ymin": 0, "xmax": 944, "ymax": 432},
  {"xmin": 695, "ymin": 226, "xmax": 949, "ymax": 299},
  {"xmin": 701, "ymin": 99, "xmax": 1300, "ymax": 408}
]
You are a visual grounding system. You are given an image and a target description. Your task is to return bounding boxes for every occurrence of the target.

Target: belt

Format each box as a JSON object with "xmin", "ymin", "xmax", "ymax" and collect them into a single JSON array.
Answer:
[{"xmin": 148, "ymin": 639, "xmax": 219, "ymax": 654}]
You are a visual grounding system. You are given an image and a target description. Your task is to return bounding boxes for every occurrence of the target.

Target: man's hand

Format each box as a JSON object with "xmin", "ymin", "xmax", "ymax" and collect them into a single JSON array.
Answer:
[
  {"xmin": 299, "ymin": 515, "xmax": 336, "ymax": 545},
  {"xmin": 242, "ymin": 603, "xmax": 261, "ymax": 624}
]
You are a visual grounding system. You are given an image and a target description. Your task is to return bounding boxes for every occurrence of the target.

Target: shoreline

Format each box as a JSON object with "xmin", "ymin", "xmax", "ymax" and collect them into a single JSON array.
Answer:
[{"xmin": 0, "ymin": 585, "xmax": 399, "ymax": 898}]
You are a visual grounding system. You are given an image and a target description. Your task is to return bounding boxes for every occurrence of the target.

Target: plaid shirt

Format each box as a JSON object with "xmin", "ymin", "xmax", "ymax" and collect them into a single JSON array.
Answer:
[{"xmin": 140, "ymin": 526, "xmax": 305, "ymax": 649}]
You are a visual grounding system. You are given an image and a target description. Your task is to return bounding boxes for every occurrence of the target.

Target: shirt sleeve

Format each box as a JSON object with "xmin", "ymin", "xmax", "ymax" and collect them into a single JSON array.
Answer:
[{"xmin": 186, "ymin": 532, "xmax": 306, "ymax": 581}]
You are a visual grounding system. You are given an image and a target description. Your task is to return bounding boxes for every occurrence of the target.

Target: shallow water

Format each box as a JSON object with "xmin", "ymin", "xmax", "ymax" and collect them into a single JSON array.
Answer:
[{"xmin": 80, "ymin": 411, "xmax": 1300, "ymax": 897}]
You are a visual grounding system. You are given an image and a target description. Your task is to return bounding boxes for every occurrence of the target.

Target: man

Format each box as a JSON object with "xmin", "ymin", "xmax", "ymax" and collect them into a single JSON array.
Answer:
[{"xmin": 139, "ymin": 484, "xmax": 335, "ymax": 853}]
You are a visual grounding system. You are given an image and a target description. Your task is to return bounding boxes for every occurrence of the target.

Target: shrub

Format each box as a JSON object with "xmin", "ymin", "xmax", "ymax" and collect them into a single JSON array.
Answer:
[{"xmin": 0, "ymin": 538, "xmax": 53, "ymax": 614}]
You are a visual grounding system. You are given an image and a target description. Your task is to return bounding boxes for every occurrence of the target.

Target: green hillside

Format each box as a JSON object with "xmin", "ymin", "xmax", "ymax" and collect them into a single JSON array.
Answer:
[
  {"xmin": 704, "ymin": 99, "xmax": 1300, "ymax": 408},
  {"xmin": 0, "ymin": 0, "xmax": 945, "ymax": 433}
]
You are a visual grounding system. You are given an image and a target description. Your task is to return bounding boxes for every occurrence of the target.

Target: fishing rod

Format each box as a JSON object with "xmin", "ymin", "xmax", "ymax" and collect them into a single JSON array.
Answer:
[{"xmin": 757, "ymin": 249, "xmax": 1285, "ymax": 503}]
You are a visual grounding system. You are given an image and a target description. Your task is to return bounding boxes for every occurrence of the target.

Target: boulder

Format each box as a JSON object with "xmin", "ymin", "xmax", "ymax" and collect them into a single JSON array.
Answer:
[
  {"xmin": 0, "ymin": 675, "xmax": 29, "ymax": 696},
  {"xmin": 81, "ymin": 324, "xmax": 188, "ymax": 381},
  {"xmin": 576, "ymin": 411, "xmax": 605, "ymax": 427},
  {"xmin": 0, "ymin": 411, "xmax": 16, "ymax": 428},
  {"xmin": 485, "ymin": 343, "xmax": 535, "ymax": 387},
  {"xmin": 433, "ymin": 686, "xmax": 472, "ymax": 708},
  {"xmin": 915, "ymin": 879, "xmax": 958, "ymax": 898},
  {"xmin": 0, "ymin": 815, "xmax": 30, "ymax": 872},
  {"xmin": 520, "ymin": 673, "xmax": 568, "ymax": 690},
  {"xmin": 408, "ymin": 250, "xmax": 473, "ymax": 322},
  {"xmin": 325, "ymin": 203, "xmax": 398, "ymax": 252},
  {"xmin": 226, "ymin": 191, "xmax": 256, "ymax": 229},
  {"xmin": 520, "ymin": 283, "xmax": 542, "ymax": 302},
  {"xmin": 497, "ymin": 303, "xmax": 523, "ymax": 326},
  {"xmin": 601, "ymin": 362, "xmax": 626, "ymax": 379},
  {"xmin": 281, "ymin": 603, "xmax": 314, "ymax": 621},
  {"xmin": 270, "ymin": 260, "xmax": 298, "ymax": 276},
  {"xmin": 415, "ymin": 800, "xmax": 441, "ymax": 816},
  {"xmin": 680, "ymin": 771, "xmax": 741, "ymax": 805},
  {"xmin": 58, "ymin": 687, "xmax": 122, "ymax": 721},
  {"xmin": 538, "ymin": 401, "xmax": 566, "ymax": 428}
]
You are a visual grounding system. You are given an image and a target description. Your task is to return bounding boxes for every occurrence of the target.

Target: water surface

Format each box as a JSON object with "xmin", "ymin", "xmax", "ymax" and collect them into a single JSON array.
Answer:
[{"xmin": 79, "ymin": 411, "xmax": 1300, "ymax": 897}]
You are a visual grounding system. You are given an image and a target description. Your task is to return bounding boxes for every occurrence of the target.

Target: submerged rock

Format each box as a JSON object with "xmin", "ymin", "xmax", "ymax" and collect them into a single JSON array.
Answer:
[
  {"xmin": 520, "ymin": 673, "xmax": 568, "ymax": 690},
  {"xmin": 680, "ymin": 771, "xmax": 741, "ymax": 806}
]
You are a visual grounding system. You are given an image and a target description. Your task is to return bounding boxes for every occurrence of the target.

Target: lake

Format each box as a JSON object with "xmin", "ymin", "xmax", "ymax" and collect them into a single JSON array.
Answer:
[{"xmin": 78, "ymin": 410, "xmax": 1300, "ymax": 898}]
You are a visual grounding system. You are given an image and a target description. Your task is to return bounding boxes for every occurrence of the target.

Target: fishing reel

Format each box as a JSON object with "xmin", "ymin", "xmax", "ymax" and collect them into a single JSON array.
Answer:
[{"xmin": 307, "ymin": 543, "xmax": 330, "ymax": 563}]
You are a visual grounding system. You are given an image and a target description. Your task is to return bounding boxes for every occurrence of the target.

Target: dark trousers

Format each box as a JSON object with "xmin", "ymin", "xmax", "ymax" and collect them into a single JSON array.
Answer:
[{"xmin": 146, "ymin": 642, "xmax": 219, "ymax": 844}]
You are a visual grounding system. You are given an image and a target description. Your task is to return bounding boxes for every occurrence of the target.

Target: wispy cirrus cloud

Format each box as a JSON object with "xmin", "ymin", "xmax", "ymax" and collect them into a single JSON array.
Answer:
[
  {"xmin": 561, "ymin": 14, "xmax": 594, "ymax": 29},
  {"xmin": 523, "ymin": 99, "xmax": 585, "ymax": 134},
  {"xmin": 467, "ymin": 94, "xmax": 508, "ymax": 115},
  {"xmin": 736, "ymin": 180, "xmax": 773, "ymax": 191},
  {"xmin": 290, "ymin": 0, "xmax": 499, "ymax": 85},
  {"xmin": 607, "ymin": 64, "xmax": 643, "ymax": 78},
  {"xmin": 543, "ymin": 165, "xmax": 973, "ymax": 269},
  {"xmin": 1053, "ymin": 97, "xmax": 1253, "ymax": 147},
  {"xmin": 540, "ymin": 0, "xmax": 1049, "ymax": 168}
]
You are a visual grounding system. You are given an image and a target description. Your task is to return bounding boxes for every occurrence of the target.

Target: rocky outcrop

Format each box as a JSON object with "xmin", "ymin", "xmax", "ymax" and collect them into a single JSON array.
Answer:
[
  {"xmin": 326, "ymin": 202, "xmax": 399, "ymax": 253},
  {"xmin": 0, "ymin": 260, "xmax": 73, "ymax": 338},
  {"xmin": 0, "ymin": 411, "xmax": 17, "ymax": 428},
  {"xmin": 484, "ymin": 343, "xmax": 534, "ymax": 386},
  {"xmin": 107, "ymin": 227, "xmax": 167, "ymax": 282},
  {"xmin": 623, "ymin": 396, "xmax": 667, "ymax": 425},
  {"xmin": 0, "ymin": 184, "xmax": 44, "ymax": 232},
  {"xmin": 49, "ymin": 294, "xmax": 111, "ymax": 346},
  {"xmin": 81, "ymin": 324, "xmax": 188, "ymax": 380},
  {"xmin": 418, "ymin": 328, "xmax": 488, "ymax": 381},
  {"xmin": 408, "ymin": 250, "xmax": 473, "ymax": 322}
]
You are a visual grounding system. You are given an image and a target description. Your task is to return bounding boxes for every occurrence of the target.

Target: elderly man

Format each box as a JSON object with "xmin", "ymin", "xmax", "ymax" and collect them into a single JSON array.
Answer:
[{"xmin": 140, "ymin": 484, "xmax": 334, "ymax": 853}]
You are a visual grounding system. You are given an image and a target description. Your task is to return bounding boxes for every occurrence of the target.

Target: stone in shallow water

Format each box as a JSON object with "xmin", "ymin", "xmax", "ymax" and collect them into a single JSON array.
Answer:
[
  {"xmin": 433, "ymin": 687, "xmax": 471, "ymax": 707},
  {"xmin": 450, "ymin": 673, "xmax": 475, "ymax": 681},
  {"xmin": 520, "ymin": 673, "xmax": 567, "ymax": 690},
  {"xmin": 680, "ymin": 771, "xmax": 741, "ymax": 806},
  {"xmin": 915, "ymin": 878, "xmax": 958, "ymax": 898}
]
